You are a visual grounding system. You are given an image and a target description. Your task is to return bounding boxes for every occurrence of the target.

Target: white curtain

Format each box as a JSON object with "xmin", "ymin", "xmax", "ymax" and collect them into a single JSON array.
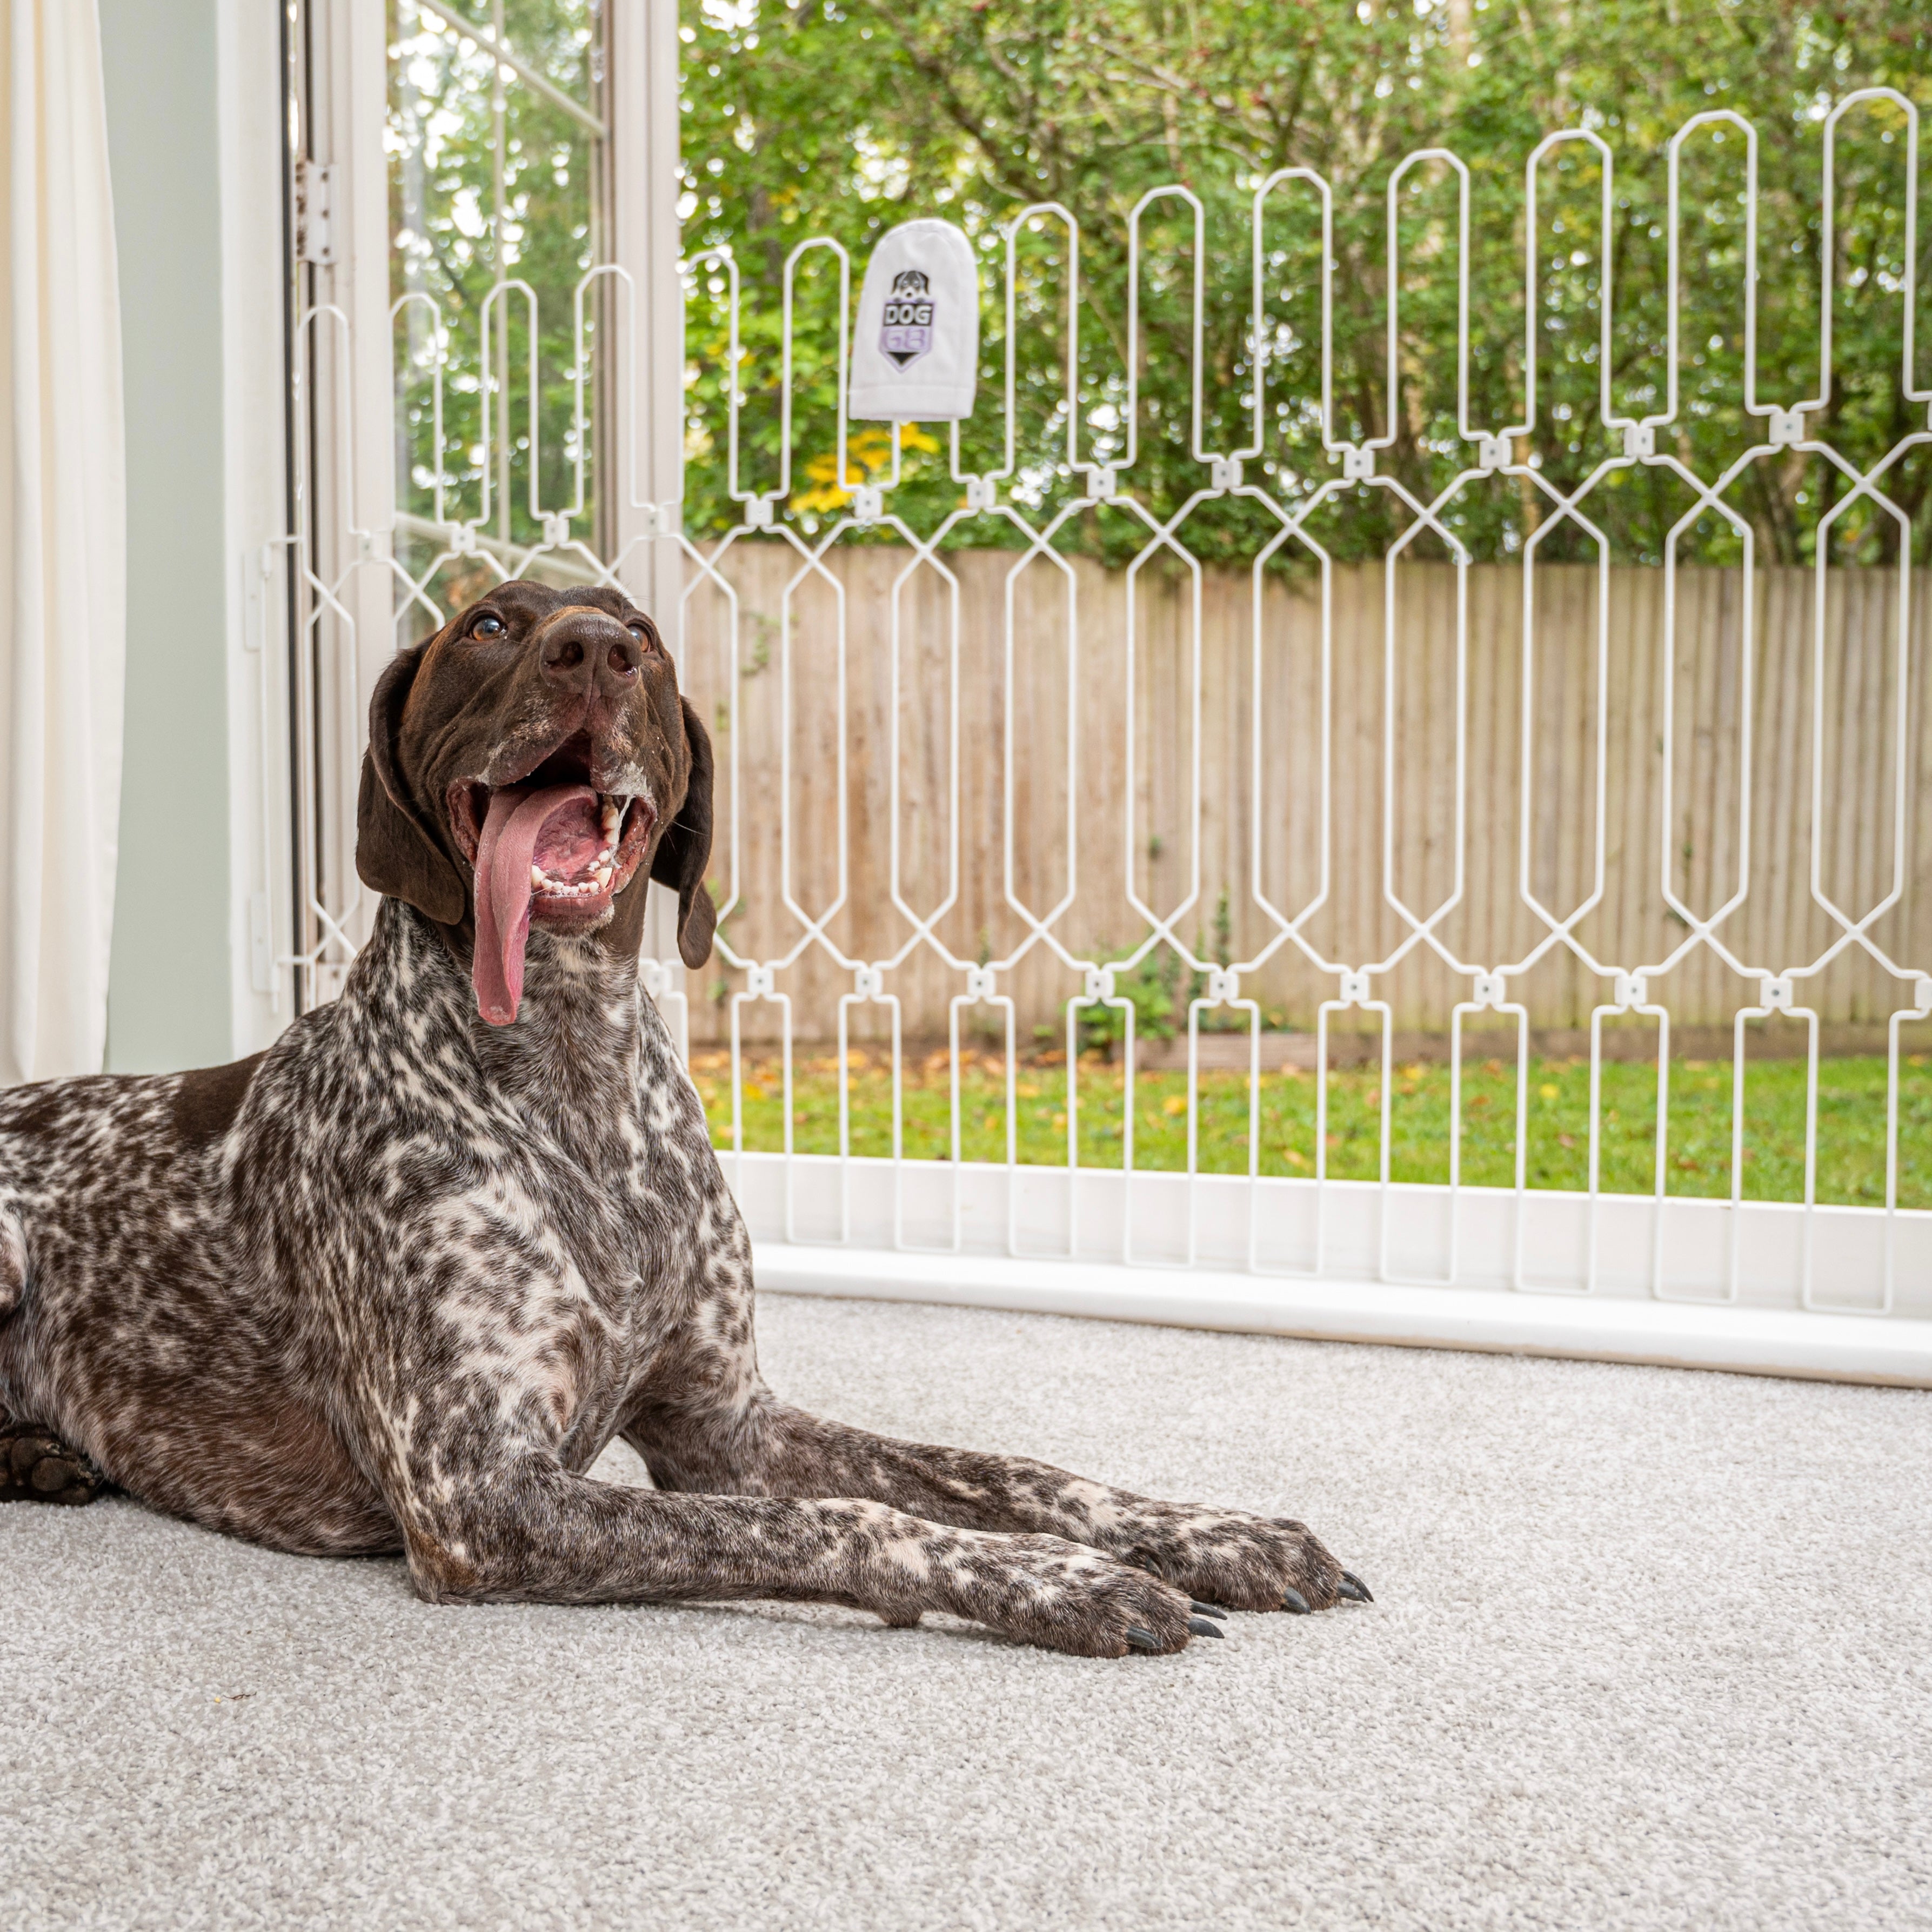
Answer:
[{"xmin": 0, "ymin": 0, "xmax": 124, "ymax": 1087}]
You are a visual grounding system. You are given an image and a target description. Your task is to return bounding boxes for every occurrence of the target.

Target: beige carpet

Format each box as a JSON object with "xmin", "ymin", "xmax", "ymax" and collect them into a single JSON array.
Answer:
[{"xmin": 4, "ymin": 1293, "xmax": 1928, "ymax": 1930}]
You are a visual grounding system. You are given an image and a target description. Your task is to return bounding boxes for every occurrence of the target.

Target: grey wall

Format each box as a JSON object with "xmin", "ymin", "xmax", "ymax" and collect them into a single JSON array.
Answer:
[{"xmin": 99, "ymin": 0, "xmax": 233, "ymax": 1072}]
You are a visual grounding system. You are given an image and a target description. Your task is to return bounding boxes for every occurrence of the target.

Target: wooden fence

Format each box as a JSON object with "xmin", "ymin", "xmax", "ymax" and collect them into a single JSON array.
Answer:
[{"xmin": 674, "ymin": 546, "xmax": 1931, "ymax": 1048}]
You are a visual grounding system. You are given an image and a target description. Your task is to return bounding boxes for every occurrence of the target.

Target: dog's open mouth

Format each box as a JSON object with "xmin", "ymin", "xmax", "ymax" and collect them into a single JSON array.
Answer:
[{"xmin": 447, "ymin": 735, "xmax": 657, "ymax": 1026}]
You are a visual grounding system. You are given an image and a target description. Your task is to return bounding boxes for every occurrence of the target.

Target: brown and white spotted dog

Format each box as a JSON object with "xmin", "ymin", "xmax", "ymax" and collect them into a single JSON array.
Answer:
[{"xmin": 0, "ymin": 580, "xmax": 1368, "ymax": 1656}]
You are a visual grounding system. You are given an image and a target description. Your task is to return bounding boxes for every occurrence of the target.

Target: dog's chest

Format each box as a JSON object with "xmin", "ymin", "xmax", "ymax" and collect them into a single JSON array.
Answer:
[
  {"xmin": 273, "ymin": 908, "xmax": 733, "ymax": 1441},
  {"xmin": 418, "ymin": 1053, "xmax": 717, "ymax": 1425}
]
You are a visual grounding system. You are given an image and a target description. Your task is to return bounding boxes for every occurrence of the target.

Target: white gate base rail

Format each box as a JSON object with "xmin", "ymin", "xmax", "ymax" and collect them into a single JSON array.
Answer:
[
  {"xmin": 755, "ymin": 1241, "xmax": 1932, "ymax": 1387},
  {"xmin": 732, "ymin": 1153, "xmax": 1932, "ymax": 1387}
]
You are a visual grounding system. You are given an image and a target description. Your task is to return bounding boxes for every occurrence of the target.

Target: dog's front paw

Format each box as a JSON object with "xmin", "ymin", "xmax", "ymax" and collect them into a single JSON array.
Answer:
[
  {"xmin": 934, "ymin": 1532, "xmax": 1215, "ymax": 1658},
  {"xmin": 1, "ymin": 1429, "xmax": 107, "ymax": 1507},
  {"xmin": 1103, "ymin": 1505, "xmax": 1363, "ymax": 1614}
]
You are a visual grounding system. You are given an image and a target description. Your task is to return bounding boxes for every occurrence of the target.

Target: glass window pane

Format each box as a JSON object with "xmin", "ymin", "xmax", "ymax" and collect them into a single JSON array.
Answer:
[{"xmin": 388, "ymin": 0, "xmax": 606, "ymax": 628}]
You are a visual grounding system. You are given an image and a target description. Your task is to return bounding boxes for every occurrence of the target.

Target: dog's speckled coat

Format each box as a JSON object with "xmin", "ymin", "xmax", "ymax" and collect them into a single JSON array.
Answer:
[{"xmin": 0, "ymin": 581, "xmax": 1353, "ymax": 1656}]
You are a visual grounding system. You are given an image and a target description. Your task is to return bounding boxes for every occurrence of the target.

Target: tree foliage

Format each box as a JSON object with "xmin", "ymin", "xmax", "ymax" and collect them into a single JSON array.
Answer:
[
  {"xmin": 678, "ymin": 0, "xmax": 1932, "ymax": 565},
  {"xmin": 389, "ymin": 0, "xmax": 604, "ymax": 582}
]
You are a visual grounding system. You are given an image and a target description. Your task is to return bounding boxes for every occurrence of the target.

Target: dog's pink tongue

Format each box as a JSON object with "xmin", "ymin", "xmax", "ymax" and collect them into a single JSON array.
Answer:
[{"xmin": 471, "ymin": 783, "xmax": 598, "ymax": 1025}]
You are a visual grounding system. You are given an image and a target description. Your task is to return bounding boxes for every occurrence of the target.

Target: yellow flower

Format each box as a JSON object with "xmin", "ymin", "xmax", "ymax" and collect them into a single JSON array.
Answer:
[{"xmin": 786, "ymin": 425, "xmax": 941, "ymax": 518}]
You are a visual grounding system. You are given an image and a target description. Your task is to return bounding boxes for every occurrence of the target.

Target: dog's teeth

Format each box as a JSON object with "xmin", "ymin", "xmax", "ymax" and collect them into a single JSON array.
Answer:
[{"xmin": 527, "ymin": 865, "xmax": 616, "ymax": 900}]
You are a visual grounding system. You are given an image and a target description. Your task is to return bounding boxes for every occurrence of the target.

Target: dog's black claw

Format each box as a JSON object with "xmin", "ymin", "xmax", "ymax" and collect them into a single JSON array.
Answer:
[
  {"xmin": 1337, "ymin": 1572, "xmax": 1374, "ymax": 1603},
  {"xmin": 1124, "ymin": 1626, "xmax": 1161, "ymax": 1653},
  {"xmin": 1280, "ymin": 1587, "xmax": 1311, "ymax": 1615},
  {"xmin": 1187, "ymin": 1616, "xmax": 1225, "ymax": 1639},
  {"xmin": 1189, "ymin": 1600, "xmax": 1227, "ymax": 1620}
]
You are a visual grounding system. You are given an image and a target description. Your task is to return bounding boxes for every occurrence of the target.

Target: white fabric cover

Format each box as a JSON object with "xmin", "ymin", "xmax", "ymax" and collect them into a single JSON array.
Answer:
[
  {"xmin": 848, "ymin": 218, "xmax": 978, "ymax": 423},
  {"xmin": 0, "ymin": 0, "xmax": 124, "ymax": 1085}
]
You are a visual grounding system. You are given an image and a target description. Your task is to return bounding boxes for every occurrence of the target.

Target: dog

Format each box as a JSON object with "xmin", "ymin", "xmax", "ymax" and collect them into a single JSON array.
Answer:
[{"xmin": 0, "ymin": 580, "xmax": 1366, "ymax": 1655}]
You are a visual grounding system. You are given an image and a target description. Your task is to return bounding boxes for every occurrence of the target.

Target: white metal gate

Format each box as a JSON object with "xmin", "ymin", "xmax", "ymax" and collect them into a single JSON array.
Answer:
[{"xmin": 272, "ymin": 2, "xmax": 1932, "ymax": 1382}]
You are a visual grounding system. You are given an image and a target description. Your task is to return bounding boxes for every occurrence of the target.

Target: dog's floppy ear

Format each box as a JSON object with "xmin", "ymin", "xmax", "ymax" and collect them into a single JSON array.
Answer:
[
  {"xmin": 651, "ymin": 696, "xmax": 716, "ymax": 969},
  {"xmin": 356, "ymin": 641, "xmax": 468, "ymax": 926}
]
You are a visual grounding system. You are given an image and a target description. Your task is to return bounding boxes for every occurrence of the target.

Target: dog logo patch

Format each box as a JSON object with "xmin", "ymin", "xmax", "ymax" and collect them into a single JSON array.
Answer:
[{"xmin": 879, "ymin": 269, "xmax": 935, "ymax": 369}]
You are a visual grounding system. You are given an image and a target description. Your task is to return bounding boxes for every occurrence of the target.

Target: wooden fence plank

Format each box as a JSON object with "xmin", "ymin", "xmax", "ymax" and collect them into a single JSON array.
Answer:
[{"xmin": 678, "ymin": 550, "xmax": 1927, "ymax": 1044}]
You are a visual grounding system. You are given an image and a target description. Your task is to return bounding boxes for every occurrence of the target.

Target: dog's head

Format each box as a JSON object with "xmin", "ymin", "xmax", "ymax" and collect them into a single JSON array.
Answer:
[{"xmin": 355, "ymin": 580, "xmax": 714, "ymax": 1026}]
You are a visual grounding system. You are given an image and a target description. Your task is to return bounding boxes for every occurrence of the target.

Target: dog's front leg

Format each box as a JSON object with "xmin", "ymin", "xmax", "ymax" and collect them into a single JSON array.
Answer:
[
  {"xmin": 627, "ymin": 1392, "xmax": 1356, "ymax": 1615},
  {"xmin": 385, "ymin": 1449, "xmax": 1205, "ymax": 1656}
]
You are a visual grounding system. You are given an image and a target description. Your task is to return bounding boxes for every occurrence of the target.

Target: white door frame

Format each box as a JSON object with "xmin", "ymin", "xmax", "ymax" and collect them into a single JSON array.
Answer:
[{"xmin": 211, "ymin": 0, "xmax": 302, "ymax": 1057}]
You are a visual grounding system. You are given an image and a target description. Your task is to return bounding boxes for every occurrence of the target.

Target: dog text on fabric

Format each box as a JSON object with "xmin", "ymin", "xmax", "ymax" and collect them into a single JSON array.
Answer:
[{"xmin": 848, "ymin": 218, "xmax": 979, "ymax": 424}]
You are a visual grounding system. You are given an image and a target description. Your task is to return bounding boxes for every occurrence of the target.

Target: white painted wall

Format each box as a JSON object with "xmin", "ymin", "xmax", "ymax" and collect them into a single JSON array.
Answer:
[{"xmin": 97, "ymin": 0, "xmax": 286, "ymax": 1073}]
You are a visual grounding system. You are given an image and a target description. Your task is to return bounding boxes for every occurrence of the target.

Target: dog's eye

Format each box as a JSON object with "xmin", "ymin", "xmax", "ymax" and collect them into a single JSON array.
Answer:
[
  {"xmin": 626, "ymin": 620, "xmax": 654, "ymax": 650},
  {"xmin": 472, "ymin": 614, "xmax": 505, "ymax": 639}
]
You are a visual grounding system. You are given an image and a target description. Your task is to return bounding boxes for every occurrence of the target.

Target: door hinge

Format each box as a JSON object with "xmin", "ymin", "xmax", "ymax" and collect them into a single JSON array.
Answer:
[{"xmin": 296, "ymin": 161, "xmax": 336, "ymax": 266}]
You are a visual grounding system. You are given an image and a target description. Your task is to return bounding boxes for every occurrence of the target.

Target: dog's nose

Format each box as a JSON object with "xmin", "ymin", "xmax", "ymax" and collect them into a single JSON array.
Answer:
[{"xmin": 538, "ymin": 612, "xmax": 643, "ymax": 698}]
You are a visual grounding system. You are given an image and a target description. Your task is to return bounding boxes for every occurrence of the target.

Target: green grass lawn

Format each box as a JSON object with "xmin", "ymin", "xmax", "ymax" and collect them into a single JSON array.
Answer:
[{"xmin": 691, "ymin": 1047, "xmax": 1932, "ymax": 1209}]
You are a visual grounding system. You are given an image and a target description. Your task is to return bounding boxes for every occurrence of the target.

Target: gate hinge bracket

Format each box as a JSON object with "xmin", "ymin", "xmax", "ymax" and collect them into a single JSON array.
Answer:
[{"xmin": 296, "ymin": 160, "xmax": 336, "ymax": 266}]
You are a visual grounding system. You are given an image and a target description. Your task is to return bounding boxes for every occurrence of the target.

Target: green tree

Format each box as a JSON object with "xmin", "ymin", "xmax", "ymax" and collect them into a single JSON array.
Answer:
[
  {"xmin": 678, "ymin": 0, "xmax": 1932, "ymax": 566},
  {"xmin": 389, "ymin": 0, "xmax": 605, "ymax": 601}
]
